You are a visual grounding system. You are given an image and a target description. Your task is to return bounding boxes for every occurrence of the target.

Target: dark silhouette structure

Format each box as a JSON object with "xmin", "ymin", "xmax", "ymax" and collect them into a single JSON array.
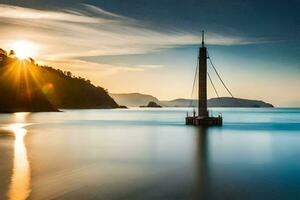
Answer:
[
  {"xmin": 198, "ymin": 31, "xmax": 209, "ymax": 117},
  {"xmin": 186, "ymin": 32, "xmax": 222, "ymax": 126}
]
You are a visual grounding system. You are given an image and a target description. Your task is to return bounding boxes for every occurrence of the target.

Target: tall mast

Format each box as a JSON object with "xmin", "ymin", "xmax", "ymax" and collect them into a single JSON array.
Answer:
[
  {"xmin": 202, "ymin": 30, "xmax": 205, "ymax": 47},
  {"xmin": 198, "ymin": 31, "xmax": 208, "ymax": 117},
  {"xmin": 185, "ymin": 30, "xmax": 223, "ymax": 126}
]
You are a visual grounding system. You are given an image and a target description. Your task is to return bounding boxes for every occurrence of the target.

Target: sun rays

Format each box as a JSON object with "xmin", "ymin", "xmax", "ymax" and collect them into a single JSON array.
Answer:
[
  {"xmin": 11, "ymin": 40, "xmax": 36, "ymax": 60},
  {"xmin": 0, "ymin": 53, "xmax": 54, "ymax": 109}
]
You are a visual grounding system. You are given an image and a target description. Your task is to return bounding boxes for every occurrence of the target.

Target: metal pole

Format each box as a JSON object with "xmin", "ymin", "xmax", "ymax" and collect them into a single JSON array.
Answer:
[{"xmin": 198, "ymin": 31, "xmax": 208, "ymax": 117}]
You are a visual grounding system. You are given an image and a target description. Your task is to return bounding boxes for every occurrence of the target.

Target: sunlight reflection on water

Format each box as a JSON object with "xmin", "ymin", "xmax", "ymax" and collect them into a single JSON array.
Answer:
[{"xmin": 7, "ymin": 113, "xmax": 31, "ymax": 200}]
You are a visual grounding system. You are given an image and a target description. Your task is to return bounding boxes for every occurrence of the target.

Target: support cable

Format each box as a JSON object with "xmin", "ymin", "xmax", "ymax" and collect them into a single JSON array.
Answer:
[
  {"xmin": 189, "ymin": 62, "xmax": 199, "ymax": 107},
  {"xmin": 207, "ymin": 52, "xmax": 234, "ymax": 98},
  {"xmin": 207, "ymin": 72, "xmax": 219, "ymax": 98}
]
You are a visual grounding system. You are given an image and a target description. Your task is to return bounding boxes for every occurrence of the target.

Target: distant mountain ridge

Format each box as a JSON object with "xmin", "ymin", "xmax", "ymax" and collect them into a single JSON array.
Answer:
[{"xmin": 111, "ymin": 93, "xmax": 274, "ymax": 108}]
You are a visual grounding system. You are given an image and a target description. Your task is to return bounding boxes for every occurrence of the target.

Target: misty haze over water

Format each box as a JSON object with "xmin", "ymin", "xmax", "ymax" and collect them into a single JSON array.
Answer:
[{"xmin": 0, "ymin": 108, "xmax": 300, "ymax": 200}]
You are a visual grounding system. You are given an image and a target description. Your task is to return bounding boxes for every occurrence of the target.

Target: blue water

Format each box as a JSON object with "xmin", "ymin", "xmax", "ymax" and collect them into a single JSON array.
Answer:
[{"xmin": 0, "ymin": 108, "xmax": 300, "ymax": 200}]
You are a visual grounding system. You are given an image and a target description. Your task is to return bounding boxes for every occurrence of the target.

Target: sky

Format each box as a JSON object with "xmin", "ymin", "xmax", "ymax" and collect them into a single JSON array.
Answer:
[{"xmin": 0, "ymin": 0, "xmax": 299, "ymax": 106}]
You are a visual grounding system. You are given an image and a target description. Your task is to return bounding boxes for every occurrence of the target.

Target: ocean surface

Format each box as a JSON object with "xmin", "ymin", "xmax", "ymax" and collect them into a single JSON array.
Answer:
[{"xmin": 0, "ymin": 108, "xmax": 300, "ymax": 200}]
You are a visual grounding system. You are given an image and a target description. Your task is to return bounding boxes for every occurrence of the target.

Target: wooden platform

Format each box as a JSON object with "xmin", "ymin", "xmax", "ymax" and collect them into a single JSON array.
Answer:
[{"xmin": 185, "ymin": 116, "xmax": 223, "ymax": 126}]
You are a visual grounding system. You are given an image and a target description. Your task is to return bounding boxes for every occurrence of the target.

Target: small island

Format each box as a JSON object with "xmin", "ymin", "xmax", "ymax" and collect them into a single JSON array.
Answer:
[
  {"xmin": 118, "ymin": 105, "xmax": 128, "ymax": 109},
  {"xmin": 140, "ymin": 101, "xmax": 162, "ymax": 108}
]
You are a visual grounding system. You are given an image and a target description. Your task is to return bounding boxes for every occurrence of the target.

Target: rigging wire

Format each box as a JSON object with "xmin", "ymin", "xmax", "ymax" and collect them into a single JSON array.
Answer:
[
  {"xmin": 208, "ymin": 52, "xmax": 234, "ymax": 98},
  {"xmin": 189, "ymin": 50, "xmax": 234, "ymax": 109},
  {"xmin": 189, "ymin": 62, "xmax": 199, "ymax": 107},
  {"xmin": 207, "ymin": 72, "xmax": 219, "ymax": 98}
]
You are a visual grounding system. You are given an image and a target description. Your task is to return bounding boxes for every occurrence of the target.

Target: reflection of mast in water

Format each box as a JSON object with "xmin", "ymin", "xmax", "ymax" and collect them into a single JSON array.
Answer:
[
  {"xmin": 7, "ymin": 113, "xmax": 31, "ymax": 200},
  {"xmin": 193, "ymin": 127, "xmax": 211, "ymax": 200}
]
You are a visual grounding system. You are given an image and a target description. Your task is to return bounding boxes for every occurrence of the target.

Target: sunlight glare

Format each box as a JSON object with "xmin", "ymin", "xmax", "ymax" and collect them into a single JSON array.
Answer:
[{"xmin": 11, "ymin": 40, "xmax": 36, "ymax": 60}]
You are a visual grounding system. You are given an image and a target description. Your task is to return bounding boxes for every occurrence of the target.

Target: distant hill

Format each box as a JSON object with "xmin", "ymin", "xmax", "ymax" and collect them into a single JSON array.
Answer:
[
  {"xmin": 0, "ymin": 49, "xmax": 118, "ymax": 112},
  {"xmin": 110, "ymin": 93, "xmax": 160, "ymax": 107},
  {"xmin": 160, "ymin": 98, "xmax": 196, "ymax": 107},
  {"xmin": 208, "ymin": 97, "xmax": 273, "ymax": 107},
  {"xmin": 111, "ymin": 93, "xmax": 274, "ymax": 108},
  {"xmin": 163, "ymin": 97, "xmax": 273, "ymax": 107},
  {"xmin": 140, "ymin": 101, "xmax": 162, "ymax": 108}
]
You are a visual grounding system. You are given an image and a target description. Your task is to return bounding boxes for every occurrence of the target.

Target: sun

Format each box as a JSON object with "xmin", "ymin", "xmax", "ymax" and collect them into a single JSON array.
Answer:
[{"xmin": 11, "ymin": 40, "xmax": 36, "ymax": 59}]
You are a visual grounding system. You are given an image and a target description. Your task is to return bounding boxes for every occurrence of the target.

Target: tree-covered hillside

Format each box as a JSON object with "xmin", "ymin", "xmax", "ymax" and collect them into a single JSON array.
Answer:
[{"xmin": 0, "ymin": 49, "xmax": 118, "ymax": 112}]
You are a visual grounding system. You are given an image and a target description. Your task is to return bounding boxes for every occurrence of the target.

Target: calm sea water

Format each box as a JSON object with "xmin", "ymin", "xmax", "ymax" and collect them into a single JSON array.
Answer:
[{"xmin": 0, "ymin": 108, "xmax": 300, "ymax": 200}]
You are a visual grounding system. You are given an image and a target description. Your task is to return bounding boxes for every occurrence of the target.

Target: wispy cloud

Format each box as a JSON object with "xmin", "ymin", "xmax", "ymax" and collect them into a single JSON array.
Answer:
[
  {"xmin": 0, "ymin": 3, "xmax": 260, "ymax": 73},
  {"xmin": 0, "ymin": 4, "xmax": 103, "ymax": 23},
  {"xmin": 39, "ymin": 59, "xmax": 162, "ymax": 76}
]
